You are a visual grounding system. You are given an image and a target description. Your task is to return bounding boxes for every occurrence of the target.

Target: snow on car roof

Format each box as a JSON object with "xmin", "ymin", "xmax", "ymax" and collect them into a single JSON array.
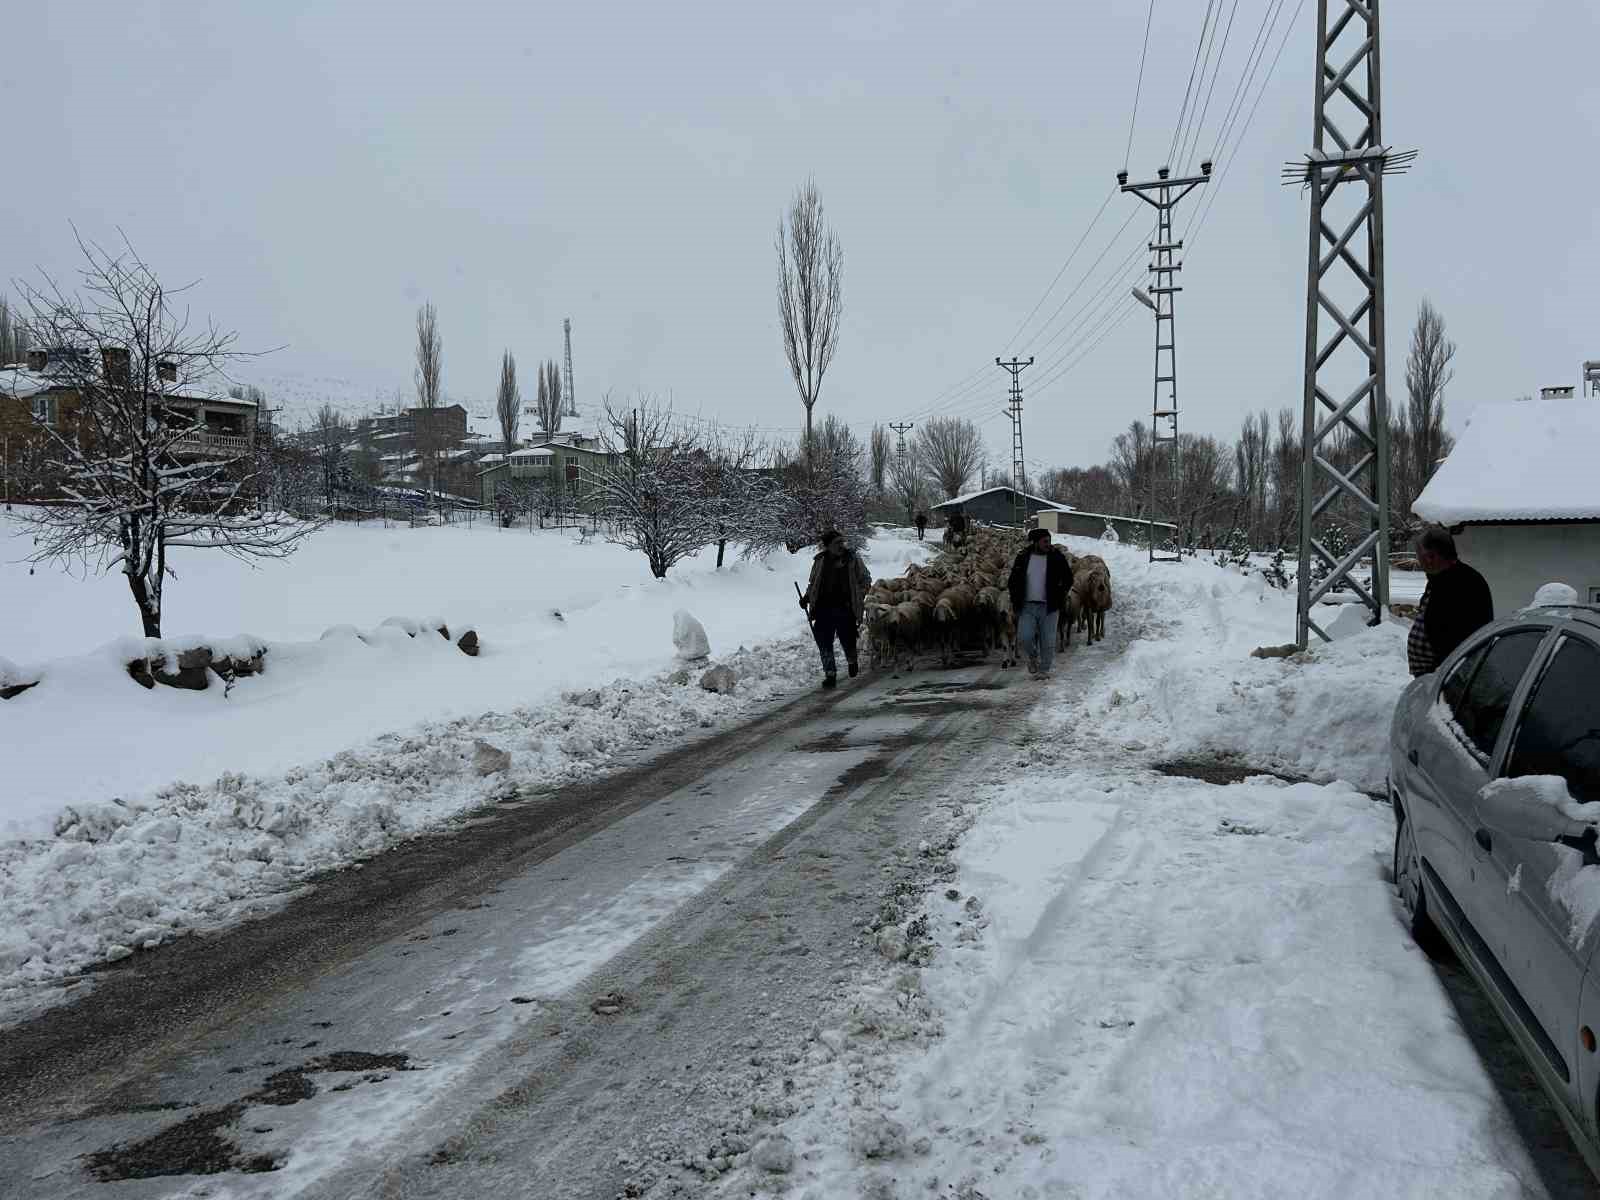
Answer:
[{"xmin": 1414, "ymin": 396, "xmax": 1600, "ymax": 524}]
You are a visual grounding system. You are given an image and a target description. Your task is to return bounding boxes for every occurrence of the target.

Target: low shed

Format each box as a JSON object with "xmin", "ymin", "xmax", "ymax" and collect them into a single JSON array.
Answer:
[
  {"xmin": 1413, "ymin": 395, "xmax": 1600, "ymax": 617},
  {"xmin": 1034, "ymin": 508, "xmax": 1177, "ymax": 544},
  {"xmin": 930, "ymin": 486, "xmax": 1061, "ymax": 527}
]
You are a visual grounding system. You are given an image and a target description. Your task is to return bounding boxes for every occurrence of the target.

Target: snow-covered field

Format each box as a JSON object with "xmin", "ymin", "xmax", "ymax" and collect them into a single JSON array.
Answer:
[
  {"xmin": 0, "ymin": 513, "xmax": 931, "ymax": 1017},
  {"xmin": 716, "ymin": 540, "xmax": 1553, "ymax": 1198}
]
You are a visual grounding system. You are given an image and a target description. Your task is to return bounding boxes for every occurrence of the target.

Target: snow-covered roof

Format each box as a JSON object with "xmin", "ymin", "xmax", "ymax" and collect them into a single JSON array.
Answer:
[
  {"xmin": 0, "ymin": 365, "xmax": 64, "ymax": 400},
  {"xmin": 1413, "ymin": 396, "xmax": 1600, "ymax": 524},
  {"xmin": 931, "ymin": 486, "xmax": 1069, "ymax": 512},
  {"xmin": 0, "ymin": 362, "xmax": 253, "ymax": 406}
]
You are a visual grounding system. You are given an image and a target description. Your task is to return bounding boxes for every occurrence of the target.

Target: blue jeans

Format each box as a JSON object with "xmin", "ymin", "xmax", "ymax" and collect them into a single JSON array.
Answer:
[{"xmin": 1017, "ymin": 601, "xmax": 1056, "ymax": 674}]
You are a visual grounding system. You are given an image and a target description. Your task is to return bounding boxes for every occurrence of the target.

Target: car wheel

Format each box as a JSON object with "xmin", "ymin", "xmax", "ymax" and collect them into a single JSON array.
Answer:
[{"xmin": 1393, "ymin": 806, "xmax": 1443, "ymax": 950}]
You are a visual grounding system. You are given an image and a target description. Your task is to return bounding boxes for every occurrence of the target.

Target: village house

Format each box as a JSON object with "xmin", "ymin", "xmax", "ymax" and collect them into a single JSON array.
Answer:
[
  {"xmin": 1413, "ymin": 389, "xmax": 1600, "ymax": 617},
  {"xmin": 0, "ymin": 347, "xmax": 257, "ymax": 499}
]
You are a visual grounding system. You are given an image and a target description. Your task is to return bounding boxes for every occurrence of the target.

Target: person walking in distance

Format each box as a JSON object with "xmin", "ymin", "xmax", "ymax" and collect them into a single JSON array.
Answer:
[
  {"xmin": 1007, "ymin": 526, "xmax": 1073, "ymax": 679},
  {"xmin": 915, "ymin": 511, "xmax": 928, "ymax": 541},
  {"xmin": 1407, "ymin": 524, "xmax": 1494, "ymax": 677},
  {"xmin": 799, "ymin": 530, "xmax": 872, "ymax": 689}
]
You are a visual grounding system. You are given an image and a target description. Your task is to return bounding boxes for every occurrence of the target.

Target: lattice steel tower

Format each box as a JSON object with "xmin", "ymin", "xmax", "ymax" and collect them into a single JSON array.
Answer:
[
  {"xmin": 563, "ymin": 318, "xmax": 578, "ymax": 417},
  {"xmin": 996, "ymin": 357, "xmax": 1033, "ymax": 526},
  {"xmin": 1119, "ymin": 163, "xmax": 1210, "ymax": 562},
  {"xmin": 1284, "ymin": 0, "xmax": 1415, "ymax": 645}
]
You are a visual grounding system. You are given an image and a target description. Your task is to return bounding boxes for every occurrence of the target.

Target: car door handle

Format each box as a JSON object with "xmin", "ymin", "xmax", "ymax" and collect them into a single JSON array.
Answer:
[
  {"xmin": 1408, "ymin": 749, "xmax": 1419, "ymax": 766},
  {"xmin": 1475, "ymin": 828, "xmax": 1492, "ymax": 853}
]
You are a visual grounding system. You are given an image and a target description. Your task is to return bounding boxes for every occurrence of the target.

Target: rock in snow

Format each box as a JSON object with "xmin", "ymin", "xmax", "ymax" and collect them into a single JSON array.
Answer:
[
  {"xmin": 752, "ymin": 1134, "xmax": 796, "ymax": 1174},
  {"xmin": 699, "ymin": 665, "xmax": 737, "ymax": 695},
  {"xmin": 673, "ymin": 609, "xmax": 711, "ymax": 661},
  {"xmin": 472, "ymin": 740, "xmax": 511, "ymax": 776}
]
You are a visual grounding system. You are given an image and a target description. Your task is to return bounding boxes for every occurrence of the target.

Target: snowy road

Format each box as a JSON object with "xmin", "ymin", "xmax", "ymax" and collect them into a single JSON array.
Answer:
[
  {"xmin": 4, "ymin": 535, "xmax": 1596, "ymax": 1199},
  {"xmin": 0, "ymin": 654, "xmax": 1038, "ymax": 1199}
]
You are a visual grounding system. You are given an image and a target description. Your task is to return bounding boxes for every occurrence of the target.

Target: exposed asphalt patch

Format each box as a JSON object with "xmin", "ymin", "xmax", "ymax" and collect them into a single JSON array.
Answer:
[
  {"xmin": 1153, "ymin": 757, "xmax": 1308, "ymax": 787},
  {"xmin": 83, "ymin": 1051, "xmax": 412, "ymax": 1182}
]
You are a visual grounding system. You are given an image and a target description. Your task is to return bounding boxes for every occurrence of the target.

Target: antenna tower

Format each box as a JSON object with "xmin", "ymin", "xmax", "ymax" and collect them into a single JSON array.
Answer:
[{"xmin": 563, "ymin": 318, "xmax": 577, "ymax": 417}]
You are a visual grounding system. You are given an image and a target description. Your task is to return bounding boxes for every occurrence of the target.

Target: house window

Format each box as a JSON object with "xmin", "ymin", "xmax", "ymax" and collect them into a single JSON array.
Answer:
[
  {"xmin": 31, "ymin": 395, "xmax": 57, "ymax": 426},
  {"xmin": 1591, "ymin": 587, "xmax": 1600, "ymax": 606}
]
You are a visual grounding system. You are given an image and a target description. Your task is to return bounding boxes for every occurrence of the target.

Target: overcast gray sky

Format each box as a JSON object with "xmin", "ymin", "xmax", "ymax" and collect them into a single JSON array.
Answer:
[{"xmin": 6, "ymin": 0, "xmax": 1596, "ymax": 470}]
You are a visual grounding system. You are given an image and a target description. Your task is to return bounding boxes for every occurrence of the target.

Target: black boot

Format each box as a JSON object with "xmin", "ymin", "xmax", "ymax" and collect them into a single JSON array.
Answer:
[
  {"xmin": 847, "ymin": 659, "xmax": 859, "ymax": 678},
  {"xmin": 822, "ymin": 673, "xmax": 838, "ymax": 689}
]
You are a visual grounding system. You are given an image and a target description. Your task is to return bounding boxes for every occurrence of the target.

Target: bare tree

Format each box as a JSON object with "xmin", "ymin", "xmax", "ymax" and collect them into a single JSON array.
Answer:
[
  {"xmin": 311, "ymin": 403, "xmax": 350, "ymax": 511},
  {"xmin": 496, "ymin": 350, "xmax": 520, "ymax": 457},
  {"xmin": 535, "ymin": 358, "xmax": 563, "ymax": 438},
  {"xmin": 868, "ymin": 423, "xmax": 890, "ymax": 499},
  {"xmin": 596, "ymin": 394, "xmax": 708, "ymax": 578},
  {"xmin": 15, "ymin": 233, "xmax": 318, "ymax": 638},
  {"xmin": 1109, "ymin": 420, "xmax": 1153, "ymax": 516},
  {"xmin": 546, "ymin": 359, "xmax": 562, "ymax": 425},
  {"xmin": 1397, "ymin": 298, "xmax": 1457, "ymax": 539},
  {"xmin": 915, "ymin": 416, "xmax": 985, "ymax": 500},
  {"xmin": 0, "ymin": 295, "xmax": 12, "ymax": 363},
  {"xmin": 888, "ymin": 444, "xmax": 931, "ymax": 525},
  {"xmin": 776, "ymin": 179, "xmax": 843, "ymax": 452},
  {"xmin": 699, "ymin": 424, "xmax": 768, "ymax": 568},
  {"xmin": 1232, "ymin": 410, "xmax": 1270, "ymax": 548},
  {"xmin": 747, "ymin": 414, "xmax": 869, "ymax": 555},
  {"xmin": 1038, "ymin": 465, "xmax": 1120, "ymax": 515},
  {"xmin": 1269, "ymin": 406, "xmax": 1300, "ymax": 549},
  {"xmin": 413, "ymin": 301, "xmax": 442, "ymax": 502}
]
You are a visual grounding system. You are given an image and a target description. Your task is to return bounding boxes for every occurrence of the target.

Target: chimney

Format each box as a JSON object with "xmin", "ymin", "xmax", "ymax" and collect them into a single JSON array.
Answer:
[
  {"xmin": 26, "ymin": 349, "xmax": 47, "ymax": 372},
  {"xmin": 157, "ymin": 359, "xmax": 177, "ymax": 383},
  {"xmin": 101, "ymin": 346, "xmax": 131, "ymax": 385}
]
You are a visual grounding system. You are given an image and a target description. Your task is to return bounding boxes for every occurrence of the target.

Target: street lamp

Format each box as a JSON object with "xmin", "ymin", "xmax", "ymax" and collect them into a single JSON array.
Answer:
[{"xmin": 1131, "ymin": 287, "xmax": 1157, "ymax": 312}]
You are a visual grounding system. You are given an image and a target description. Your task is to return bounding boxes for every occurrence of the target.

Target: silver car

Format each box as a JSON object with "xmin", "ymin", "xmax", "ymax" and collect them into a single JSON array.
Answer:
[{"xmin": 1390, "ymin": 603, "xmax": 1600, "ymax": 1177}]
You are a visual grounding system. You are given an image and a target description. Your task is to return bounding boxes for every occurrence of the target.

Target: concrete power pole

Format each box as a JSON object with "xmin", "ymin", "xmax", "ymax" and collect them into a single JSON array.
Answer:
[
  {"xmin": 1119, "ymin": 162, "xmax": 1210, "ymax": 563},
  {"xmin": 995, "ymin": 357, "xmax": 1033, "ymax": 527},
  {"xmin": 1284, "ymin": 0, "xmax": 1416, "ymax": 646}
]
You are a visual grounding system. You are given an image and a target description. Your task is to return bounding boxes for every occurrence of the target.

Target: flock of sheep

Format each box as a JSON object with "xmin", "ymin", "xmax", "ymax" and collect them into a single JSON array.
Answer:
[{"xmin": 862, "ymin": 528, "xmax": 1113, "ymax": 672}]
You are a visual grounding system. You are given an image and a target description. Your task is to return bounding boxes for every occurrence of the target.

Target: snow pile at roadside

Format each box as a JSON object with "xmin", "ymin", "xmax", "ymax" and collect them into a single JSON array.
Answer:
[
  {"xmin": 0, "ymin": 638, "xmax": 816, "ymax": 1011},
  {"xmin": 2, "ymin": 518, "xmax": 930, "ymax": 840},
  {"xmin": 1059, "ymin": 536, "xmax": 1411, "ymax": 794}
]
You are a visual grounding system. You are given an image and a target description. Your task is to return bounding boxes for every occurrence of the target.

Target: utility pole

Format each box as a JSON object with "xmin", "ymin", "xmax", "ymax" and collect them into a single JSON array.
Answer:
[
  {"xmin": 1120, "ymin": 162, "xmax": 1210, "ymax": 563},
  {"xmin": 888, "ymin": 421, "xmax": 914, "ymax": 459},
  {"xmin": 996, "ymin": 357, "xmax": 1033, "ymax": 527},
  {"xmin": 1284, "ymin": 0, "xmax": 1415, "ymax": 646}
]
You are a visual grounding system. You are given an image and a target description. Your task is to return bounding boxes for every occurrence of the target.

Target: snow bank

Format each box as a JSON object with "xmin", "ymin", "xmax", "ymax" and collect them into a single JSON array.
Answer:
[
  {"xmin": 0, "ymin": 639, "xmax": 817, "ymax": 1008},
  {"xmin": 1058, "ymin": 537, "xmax": 1411, "ymax": 793},
  {"xmin": 1, "ymin": 517, "xmax": 931, "ymax": 841},
  {"xmin": 0, "ymin": 519, "xmax": 933, "ymax": 1016}
]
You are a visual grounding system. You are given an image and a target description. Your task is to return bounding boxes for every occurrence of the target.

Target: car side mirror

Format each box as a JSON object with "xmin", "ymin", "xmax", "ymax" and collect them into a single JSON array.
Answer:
[{"xmin": 1475, "ymin": 777, "xmax": 1592, "ymax": 842}]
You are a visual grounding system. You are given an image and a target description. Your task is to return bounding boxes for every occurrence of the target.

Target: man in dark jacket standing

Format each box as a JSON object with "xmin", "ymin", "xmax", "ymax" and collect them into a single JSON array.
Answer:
[
  {"xmin": 800, "ymin": 530, "xmax": 872, "ymax": 689},
  {"xmin": 915, "ymin": 511, "xmax": 928, "ymax": 541},
  {"xmin": 1008, "ymin": 527, "xmax": 1073, "ymax": 679},
  {"xmin": 1407, "ymin": 525, "xmax": 1493, "ymax": 677}
]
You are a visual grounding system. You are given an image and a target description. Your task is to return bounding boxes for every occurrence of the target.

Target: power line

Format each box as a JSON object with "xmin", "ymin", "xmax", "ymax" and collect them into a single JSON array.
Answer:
[
  {"xmin": 1186, "ymin": 0, "xmax": 1306, "ymax": 250},
  {"xmin": 1166, "ymin": 0, "xmax": 1220, "ymax": 169},
  {"xmin": 1179, "ymin": 0, "xmax": 1243, "ymax": 172},
  {"xmin": 1123, "ymin": 0, "xmax": 1159, "ymax": 169},
  {"xmin": 1003, "ymin": 187, "xmax": 1117, "ymax": 353}
]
